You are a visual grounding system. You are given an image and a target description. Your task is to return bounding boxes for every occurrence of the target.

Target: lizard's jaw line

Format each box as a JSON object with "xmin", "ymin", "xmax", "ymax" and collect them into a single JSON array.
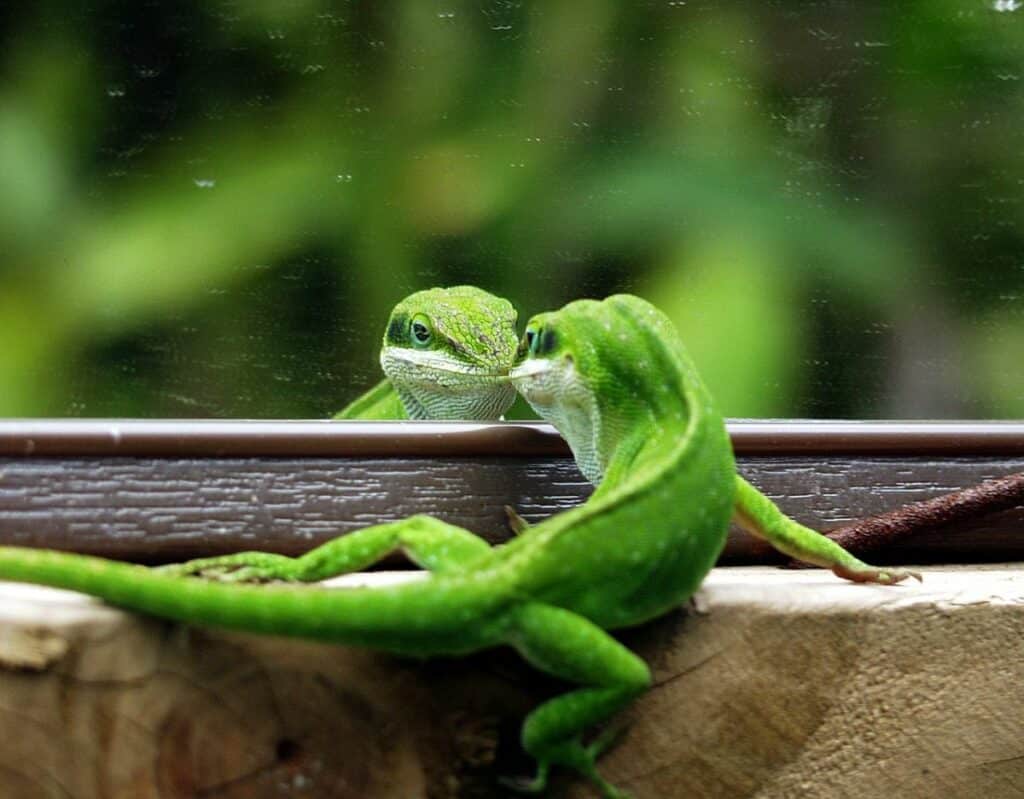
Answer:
[
  {"xmin": 510, "ymin": 359, "xmax": 562, "ymax": 406},
  {"xmin": 382, "ymin": 348, "xmax": 510, "ymax": 379}
]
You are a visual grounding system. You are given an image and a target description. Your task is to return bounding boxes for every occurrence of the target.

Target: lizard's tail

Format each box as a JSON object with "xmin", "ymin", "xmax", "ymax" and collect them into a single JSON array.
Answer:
[{"xmin": 0, "ymin": 546, "xmax": 500, "ymax": 652}]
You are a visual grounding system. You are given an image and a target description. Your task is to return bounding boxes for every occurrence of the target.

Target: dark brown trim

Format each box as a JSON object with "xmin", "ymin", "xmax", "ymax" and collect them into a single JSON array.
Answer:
[
  {"xmin": 0, "ymin": 419, "xmax": 1022, "ymax": 458},
  {"xmin": 2, "ymin": 452, "xmax": 1022, "ymax": 565},
  {"xmin": 729, "ymin": 421, "xmax": 1024, "ymax": 455}
]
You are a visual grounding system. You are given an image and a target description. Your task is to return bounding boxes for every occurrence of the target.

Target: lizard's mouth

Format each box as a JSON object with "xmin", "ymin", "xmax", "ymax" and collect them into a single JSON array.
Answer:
[
  {"xmin": 382, "ymin": 348, "xmax": 511, "ymax": 381},
  {"xmin": 510, "ymin": 355, "xmax": 569, "ymax": 386},
  {"xmin": 509, "ymin": 360, "xmax": 552, "ymax": 381},
  {"xmin": 510, "ymin": 358, "xmax": 565, "ymax": 406}
]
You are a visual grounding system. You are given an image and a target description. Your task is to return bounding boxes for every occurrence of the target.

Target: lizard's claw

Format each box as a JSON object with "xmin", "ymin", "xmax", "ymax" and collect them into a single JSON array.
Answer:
[
  {"xmin": 504, "ymin": 505, "xmax": 531, "ymax": 536},
  {"xmin": 498, "ymin": 763, "xmax": 549, "ymax": 795},
  {"xmin": 153, "ymin": 562, "xmax": 213, "ymax": 578},
  {"xmin": 153, "ymin": 558, "xmax": 288, "ymax": 583},
  {"xmin": 501, "ymin": 728, "xmax": 632, "ymax": 799},
  {"xmin": 831, "ymin": 564, "xmax": 923, "ymax": 585},
  {"xmin": 210, "ymin": 566, "xmax": 272, "ymax": 583},
  {"xmin": 586, "ymin": 720, "xmax": 629, "ymax": 760}
]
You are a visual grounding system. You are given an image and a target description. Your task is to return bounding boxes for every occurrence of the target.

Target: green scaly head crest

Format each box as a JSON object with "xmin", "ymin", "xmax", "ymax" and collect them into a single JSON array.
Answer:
[
  {"xmin": 380, "ymin": 286, "xmax": 519, "ymax": 420},
  {"xmin": 511, "ymin": 294, "xmax": 700, "ymax": 484}
]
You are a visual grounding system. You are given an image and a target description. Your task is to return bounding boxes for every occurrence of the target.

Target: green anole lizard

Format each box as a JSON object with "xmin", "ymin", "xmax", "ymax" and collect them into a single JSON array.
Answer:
[
  {"xmin": 0, "ymin": 295, "xmax": 917, "ymax": 797},
  {"xmin": 333, "ymin": 285, "xmax": 519, "ymax": 420}
]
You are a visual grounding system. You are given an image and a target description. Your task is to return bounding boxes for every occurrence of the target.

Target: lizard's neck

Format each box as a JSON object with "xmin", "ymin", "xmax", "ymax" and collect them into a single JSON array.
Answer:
[
  {"xmin": 516, "ymin": 357, "xmax": 608, "ymax": 483},
  {"xmin": 544, "ymin": 387, "xmax": 603, "ymax": 485},
  {"xmin": 520, "ymin": 357, "xmax": 685, "ymax": 488},
  {"xmin": 554, "ymin": 384, "xmax": 668, "ymax": 491}
]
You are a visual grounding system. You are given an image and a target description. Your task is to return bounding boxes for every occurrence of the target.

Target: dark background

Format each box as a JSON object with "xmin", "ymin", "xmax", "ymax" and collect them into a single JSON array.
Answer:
[{"xmin": 1, "ymin": 1, "xmax": 1022, "ymax": 419}]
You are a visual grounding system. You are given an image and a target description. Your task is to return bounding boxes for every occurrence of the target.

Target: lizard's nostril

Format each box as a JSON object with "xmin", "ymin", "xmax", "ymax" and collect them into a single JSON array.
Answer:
[{"xmin": 275, "ymin": 738, "xmax": 302, "ymax": 763}]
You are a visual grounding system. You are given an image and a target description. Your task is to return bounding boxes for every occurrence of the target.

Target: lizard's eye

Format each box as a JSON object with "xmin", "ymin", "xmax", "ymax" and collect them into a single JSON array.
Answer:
[
  {"xmin": 410, "ymin": 314, "xmax": 432, "ymax": 348},
  {"xmin": 524, "ymin": 325, "xmax": 541, "ymax": 356},
  {"xmin": 539, "ymin": 327, "xmax": 557, "ymax": 355}
]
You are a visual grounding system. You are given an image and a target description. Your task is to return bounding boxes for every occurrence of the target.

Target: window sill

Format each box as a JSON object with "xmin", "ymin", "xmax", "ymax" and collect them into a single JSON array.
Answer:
[
  {"xmin": 0, "ymin": 420, "xmax": 1021, "ymax": 564},
  {"xmin": 0, "ymin": 563, "xmax": 1019, "ymax": 797}
]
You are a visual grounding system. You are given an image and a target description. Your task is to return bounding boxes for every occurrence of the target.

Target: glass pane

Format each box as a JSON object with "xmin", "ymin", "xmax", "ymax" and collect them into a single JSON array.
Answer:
[{"xmin": 1, "ymin": 2, "xmax": 1021, "ymax": 418}]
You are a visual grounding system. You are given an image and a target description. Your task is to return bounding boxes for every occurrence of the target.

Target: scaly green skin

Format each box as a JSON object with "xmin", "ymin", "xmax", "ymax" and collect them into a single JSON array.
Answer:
[
  {"xmin": 0, "ymin": 295, "xmax": 918, "ymax": 798},
  {"xmin": 334, "ymin": 285, "xmax": 518, "ymax": 420}
]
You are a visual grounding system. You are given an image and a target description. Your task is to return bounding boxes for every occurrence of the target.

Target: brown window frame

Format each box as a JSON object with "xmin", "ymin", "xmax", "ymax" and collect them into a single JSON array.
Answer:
[{"xmin": 1, "ymin": 420, "xmax": 1022, "ymax": 565}]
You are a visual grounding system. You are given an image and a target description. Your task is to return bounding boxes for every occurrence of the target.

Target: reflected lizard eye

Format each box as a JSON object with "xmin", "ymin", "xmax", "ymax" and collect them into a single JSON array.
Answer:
[{"xmin": 410, "ymin": 315, "xmax": 432, "ymax": 348}]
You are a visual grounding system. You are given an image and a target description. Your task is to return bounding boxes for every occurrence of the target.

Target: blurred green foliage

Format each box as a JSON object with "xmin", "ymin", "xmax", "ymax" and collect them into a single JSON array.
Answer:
[{"xmin": 1, "ymin": 0, "xmax": 1022, "ymax": 418}]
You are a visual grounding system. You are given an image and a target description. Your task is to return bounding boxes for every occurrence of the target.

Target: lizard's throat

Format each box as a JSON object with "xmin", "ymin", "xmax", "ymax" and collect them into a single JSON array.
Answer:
[
  {"xmin": 382, "ymin": 348, "xmax": 515, "ymax": 420},
  {"xmin": 511, "ymin": 359, "xmax": 604, "ymax": 484}
]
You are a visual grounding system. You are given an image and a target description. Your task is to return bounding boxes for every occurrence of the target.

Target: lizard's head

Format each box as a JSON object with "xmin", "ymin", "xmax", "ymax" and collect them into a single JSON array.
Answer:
[
  {"xmin": 380, "ymin": 286, "xmax": 518, "ymax": 420},
  {"xmin": 511, "ymin": 295, "xmax": 691, "ymax": 484}
]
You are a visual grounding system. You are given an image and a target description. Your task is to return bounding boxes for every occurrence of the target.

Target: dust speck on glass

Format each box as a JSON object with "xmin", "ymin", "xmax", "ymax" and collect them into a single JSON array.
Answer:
[{"xmin": 1, "ymin": 2, "xmax": 1021, "ymax": 419}]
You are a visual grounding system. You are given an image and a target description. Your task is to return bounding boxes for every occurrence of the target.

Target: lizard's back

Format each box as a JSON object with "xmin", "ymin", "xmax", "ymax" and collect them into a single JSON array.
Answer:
[{"xmin": 505, "ymin": 295, "xmax": 736, "ymax": 629}]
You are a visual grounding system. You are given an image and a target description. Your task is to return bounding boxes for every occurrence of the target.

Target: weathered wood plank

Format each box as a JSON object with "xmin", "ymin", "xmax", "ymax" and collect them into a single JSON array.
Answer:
[
  {"xmin": 1, "ymin": 455, "xmax": 1022, "ymax": 564},
  {"xmin": 604, "ymin": 565, "xmax": 1024, "ymax": 799},
  {"xmin": 0, "ymin": 566, "xmax": 1020, "ymax": 798}
]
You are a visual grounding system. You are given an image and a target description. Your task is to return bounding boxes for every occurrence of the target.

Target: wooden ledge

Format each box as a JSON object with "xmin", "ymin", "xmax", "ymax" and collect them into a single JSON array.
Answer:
[{"xmin": 0, "ymin": 565, "xmax": 1021, "ymax": 798}]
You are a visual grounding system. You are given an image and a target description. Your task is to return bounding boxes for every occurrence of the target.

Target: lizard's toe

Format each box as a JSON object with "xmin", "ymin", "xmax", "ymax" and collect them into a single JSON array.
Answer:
[
  {"xmin": 586, "ymin": 720, "xmax": 629, "ymax": 759},
  {"xmin": 832, "ymin": 564, "xmax": 923, "ymax": 585},
  {"xmin": 498, "ymin": 767, "xmax": 549, "ymax": 795}
]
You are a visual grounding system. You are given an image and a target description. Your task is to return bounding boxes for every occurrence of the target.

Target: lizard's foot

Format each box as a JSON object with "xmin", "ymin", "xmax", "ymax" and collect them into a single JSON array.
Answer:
[
  {"xmin": 585, "ymin": 720, "xmax": 629, "ymax": 761},
  {"xmin": 498, "ymin": 762, "xmax": 549, "ymax": 795},
  {"xmin": 502, "ymin": 734, "xmax": 630, "ymax": 799},
  {"xmin": 578, "ymin": 723, "xmax": 632, "ymax": 798},
  {"xmin": 154, "ymin": 553, "xmax": 297, "ymax": 583},
  {"xmin": 500, "ymin": 764, "xmax": 630, "ymax": 798},
  {"xmin": 831, "ymin": 563, "xmax": 922, "ymax": 585}
]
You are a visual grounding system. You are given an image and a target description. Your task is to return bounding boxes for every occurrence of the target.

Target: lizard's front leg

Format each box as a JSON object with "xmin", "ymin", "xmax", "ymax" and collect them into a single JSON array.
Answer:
[
  {"xmin": 503, "ymin": 603, "xmax": 650, "ymax": 799},
  {"xmin": 158, "ymin": 515, "xmax": 492, "ymax": 582}
]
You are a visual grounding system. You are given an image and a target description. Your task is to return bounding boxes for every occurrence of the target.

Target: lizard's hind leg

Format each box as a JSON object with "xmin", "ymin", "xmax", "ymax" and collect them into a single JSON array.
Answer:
[
  {"xmin": 732, "ymin": 476, "xmax": 921, "ymax": 584},
  {"xmin": 158, "ymin": 515, "xmax": 493, "ymax": 582},
  {"xmin": 504, "ymin": 603, "xmax": 650, "ymax": 798}
]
